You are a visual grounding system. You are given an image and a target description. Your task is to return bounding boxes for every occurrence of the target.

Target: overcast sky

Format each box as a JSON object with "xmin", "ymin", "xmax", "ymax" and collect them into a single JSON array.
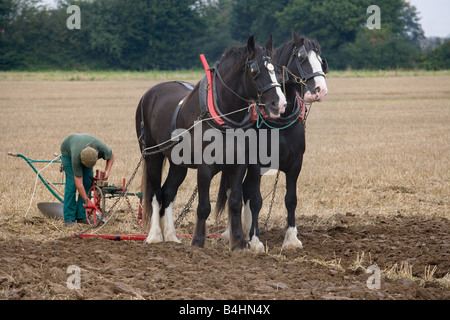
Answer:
[
  {"xmin": 408, "ymin": 0, "xmax": 450, "ymax": 38},
  {"xmin": 39, "ymin": 0, "xmax": 450, "ymax": 38}
]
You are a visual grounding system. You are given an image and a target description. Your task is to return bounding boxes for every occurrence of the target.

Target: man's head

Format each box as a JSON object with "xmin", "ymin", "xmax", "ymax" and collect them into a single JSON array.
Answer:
[{"xmin": 80, "ymin": 146, "xmax": 98, "ymax": 168}]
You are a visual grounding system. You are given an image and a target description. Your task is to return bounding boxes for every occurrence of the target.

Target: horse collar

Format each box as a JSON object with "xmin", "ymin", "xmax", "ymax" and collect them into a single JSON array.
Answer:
[{"xmin": 198, "ymin": 55, "xmax": 254, "ymax": 131}]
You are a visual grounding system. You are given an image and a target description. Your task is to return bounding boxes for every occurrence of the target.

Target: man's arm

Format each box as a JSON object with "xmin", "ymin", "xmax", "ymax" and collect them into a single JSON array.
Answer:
[
  {"xmin": 74, "ymin": 176, "xmax": 92, "ymax": 206},
  {"xmin": 103, "ymin": 151, "xmax": 114, "ymax": 180}
]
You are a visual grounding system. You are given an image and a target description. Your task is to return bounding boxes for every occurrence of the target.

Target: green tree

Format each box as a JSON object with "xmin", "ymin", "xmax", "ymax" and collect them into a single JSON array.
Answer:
[
  {"xmin": 275, "ymin": 0, "xmax": 424, "ymax": 69},
  {"xmin": 145, "ymin": 0, "xmax": 205, "ymax": 69},
  {"xmin": 0, "ymin": 0, "xmax": 429, "ymax": 71},
  {"xmin": 341, "ymin": 27, "xmax": 421, "ymax": 69},
  {"xmin": 230, "ymin": 0, "xmax": 289, "ymax": 46},
  {"xmin": 78, "ymin": 0, "xmax": 205, "ymax": 70},
  {"xmin": 194, "ymin": 0, "xmax": 235, "ymax": 62},
  {"xmin": 1, "ymin": 0, "xmax": 206, "ymax": 70},
  {"xmin": 420, "ymin": 40, "xmax": 450, "ymax": 70}
]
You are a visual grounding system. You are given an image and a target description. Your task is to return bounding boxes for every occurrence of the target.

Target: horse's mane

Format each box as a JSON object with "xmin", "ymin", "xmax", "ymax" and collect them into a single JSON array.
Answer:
[
  {"xmin": 218, "ymin": 43, "xmax": 271, "ymax": 71},
  {"xmin": 275, "ymin": 35, "xmax": 322, "ymax": 64}
]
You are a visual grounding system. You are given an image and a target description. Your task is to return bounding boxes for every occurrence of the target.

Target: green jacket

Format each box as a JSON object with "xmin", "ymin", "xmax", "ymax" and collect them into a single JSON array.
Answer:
[{"xmin": 61, "ymin": 133, "xmax": 112, "ymax": 178}]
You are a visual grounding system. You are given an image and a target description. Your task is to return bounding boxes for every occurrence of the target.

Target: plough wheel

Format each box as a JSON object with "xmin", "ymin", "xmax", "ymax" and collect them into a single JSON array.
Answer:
[{"xmin": 85, "ymin": 185, "xmax": 105, "ymax": 226}]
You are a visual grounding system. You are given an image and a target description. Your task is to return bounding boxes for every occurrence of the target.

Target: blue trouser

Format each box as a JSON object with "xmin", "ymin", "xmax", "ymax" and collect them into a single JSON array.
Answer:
[{"xmin": 62, "ymin": 156, "xmax": 93, "ymax": 221}]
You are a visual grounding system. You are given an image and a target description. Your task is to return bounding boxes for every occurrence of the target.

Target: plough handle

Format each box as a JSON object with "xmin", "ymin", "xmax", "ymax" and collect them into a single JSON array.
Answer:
[
  {"xmin": 7, "ymin": 152, "xmax": 64, "ymax": 203},
  {"xmin": 8, "ymin": 151, "xmax": 60, "ymax": 157}
]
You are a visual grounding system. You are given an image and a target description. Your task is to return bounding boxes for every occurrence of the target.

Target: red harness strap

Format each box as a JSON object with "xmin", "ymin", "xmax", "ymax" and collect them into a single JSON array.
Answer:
[
  {"xmin": 296, "ymin": 91, "xmax": 307, "ymax": 120},
  {"xmin": 250, "ymin": 103, "xmax": 270, "ymax": 122},
  {"xmin": 199, "ymin": 54, "xmax": 225, "ymax": 126}
]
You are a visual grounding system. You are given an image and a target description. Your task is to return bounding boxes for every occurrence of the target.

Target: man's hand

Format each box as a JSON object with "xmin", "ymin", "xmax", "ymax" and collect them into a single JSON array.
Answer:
[{"xmin": 85, "ymin": 198, "xmax": 94, "ymax": 208}]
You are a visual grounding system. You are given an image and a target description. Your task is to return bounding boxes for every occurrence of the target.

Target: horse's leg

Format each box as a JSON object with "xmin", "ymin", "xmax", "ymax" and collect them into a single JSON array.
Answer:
[
  {"xmin": 219, "ymin": 186, "xmax": 231, "ymax": 242},
  {"xmin": 143, "ymin": 154, "xmax": 165, "ymax": 244},
  {"xmin": 243, "ymin": 164, "xmax": 264, "ymax": 252},
  {"xmin": 227, "ymin": 165, "xmax": 247, "ymax": 251},
  {"xmin": 282, "ymin": 162, "xmax": 303, "ymax": 249},
  {"xmin": 192, "ymin": 165, "xmax": 213, "ymax": 248},
  {"xmin": 160, "ymin": 163, "xmax": 188, "ymax": 243}
]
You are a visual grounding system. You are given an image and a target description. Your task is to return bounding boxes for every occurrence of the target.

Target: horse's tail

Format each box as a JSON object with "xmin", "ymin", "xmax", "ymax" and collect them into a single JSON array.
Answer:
[
  {"xmin": 141, "ymin": 160, "xmax": 151, "ymax": 229},
  {"xmin": 215, "ymin": 173, "xmax": 229, "ymax": 218},
  {"xmin": 136, "ymin": 96, "xmax": 147, "ymax": 151}
]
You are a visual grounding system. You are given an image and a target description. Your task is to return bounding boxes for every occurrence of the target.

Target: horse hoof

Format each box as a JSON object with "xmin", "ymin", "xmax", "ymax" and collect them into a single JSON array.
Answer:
[
  {"xmin": 145, "ymin": 225, "xmax": 163, "ymax": 244},
  {"xmin": 282, "ymin": 226, "xmax": 303, "ymax": 249},
  {"xmin": 249, "ymin": 235, "xmax": 265, "ymax": 252},
  {"xmin": 164, "ymin": 234, "xmax": 181, "ymax": 243},
  {"xmin": 145, "ymin": 234, "xmax": 163, "ymax": 244},
  {"xmin": 231, "ymin": 238, "xmax": 247, "ymax": 251},
  {"xmin": 191, "ymin": 236, "xmax": 205, "ymax": 248},
  {"xmin": 282, "ymin": 241, "xmax": 303, "ymax": 250},
  {"xmin": 282, "ymin": 237, "xmax": 303, "ymax": 250}
]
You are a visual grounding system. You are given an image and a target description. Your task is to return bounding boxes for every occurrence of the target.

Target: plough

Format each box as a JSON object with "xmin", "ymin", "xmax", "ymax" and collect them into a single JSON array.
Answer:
[
  {"xmin": 83, "ymin": 169, "xmax": 143, "ymax": 227},
  {"xmin": 8, "ymin": 152, "xmax": 145, "ymax": 236},
  {"xmin": 9, "ymin": 152, "xmax": 220, "ymax": 242}
]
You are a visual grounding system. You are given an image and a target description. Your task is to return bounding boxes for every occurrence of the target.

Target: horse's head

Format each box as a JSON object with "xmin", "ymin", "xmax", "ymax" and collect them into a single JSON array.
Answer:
[
  {"xmin": 244, "ymin": 35, "xmax": 286, "ymax": 119},
  {"xmin": 277, "ymin": 31, "xmax": 328, "ymax": 103},
  {"xmin": 219, "ymin": 36, "xmax": 286, "ymax": 120}
]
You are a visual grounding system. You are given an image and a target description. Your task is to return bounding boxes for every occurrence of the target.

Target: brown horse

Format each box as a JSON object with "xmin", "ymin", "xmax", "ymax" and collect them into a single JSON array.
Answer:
[{"xmin": 136, "ymin": 36, "xmax": 286, "ymax": 250}]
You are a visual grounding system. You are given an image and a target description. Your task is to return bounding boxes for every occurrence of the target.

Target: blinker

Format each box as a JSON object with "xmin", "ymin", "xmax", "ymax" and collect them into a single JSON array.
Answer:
[
  {"xmin": 296, "ymin": 46, "xmax": 307, "ymax": 60},
  {"xmin": 250, "ymin": 62, "xmax": 259, "ymax": 75},
  {"xmin": 321, "ymin": 59, "xmax": 329, "ymax": 74}
]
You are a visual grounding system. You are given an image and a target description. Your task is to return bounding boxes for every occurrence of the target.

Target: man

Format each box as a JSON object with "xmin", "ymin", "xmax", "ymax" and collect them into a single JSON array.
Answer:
[{"xmin": 60, "ymin": 134, "xmax": 114, "ymax": 227}]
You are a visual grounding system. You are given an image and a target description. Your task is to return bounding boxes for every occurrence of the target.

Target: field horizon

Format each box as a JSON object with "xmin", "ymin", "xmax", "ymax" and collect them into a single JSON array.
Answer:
[{"xmin": 1, "ymin": 69, "xmax": 449, "ymax": 82}]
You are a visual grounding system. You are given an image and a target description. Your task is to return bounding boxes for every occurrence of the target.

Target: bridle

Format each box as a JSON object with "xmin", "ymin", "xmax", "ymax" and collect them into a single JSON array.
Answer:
[
  {"xmin": 245, "ymin": 55, "xmax": 282, "ymax": 99},
  {"xmin": 255, "ymin": 44, "xmax": 329, "ymax": 129},
  {"xmin": 282, "ymin": 45, "xmax": 329, "ymax": 86},
  {"xmin": 198, "ymin": 52, "xmax": 283, "ymax": 130},
  {"xmin": 214, "ymin": 54, "xmax": 281, "ymax": 106}
]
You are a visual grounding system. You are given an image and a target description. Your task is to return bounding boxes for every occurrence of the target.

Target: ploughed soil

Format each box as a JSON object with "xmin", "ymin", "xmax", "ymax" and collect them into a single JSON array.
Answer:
[{"xmin": 1, "ymin": 213, "xmax": 449, "ymax": 301}]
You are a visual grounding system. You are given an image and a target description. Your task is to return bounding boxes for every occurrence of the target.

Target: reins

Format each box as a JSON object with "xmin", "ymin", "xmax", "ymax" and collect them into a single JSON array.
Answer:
[{"xmin": 140, "ymin": 104, "xmax": 253, "ymax": 157}]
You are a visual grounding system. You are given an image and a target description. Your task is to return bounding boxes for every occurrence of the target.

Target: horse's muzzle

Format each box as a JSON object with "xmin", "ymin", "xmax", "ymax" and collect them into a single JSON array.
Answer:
[
  {"xmin": 267, "ymin": 98, "xmax": 286, "ymax": 119},
  {"xmin": 304, "ymin": 84, "xmax": 328, "ymax": 103}
]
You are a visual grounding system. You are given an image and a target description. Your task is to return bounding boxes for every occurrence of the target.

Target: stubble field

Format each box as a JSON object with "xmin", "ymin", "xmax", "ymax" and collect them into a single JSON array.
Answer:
[{"xmin": 0, "ymin": 72, "xmax": 449, "ymax": 302}]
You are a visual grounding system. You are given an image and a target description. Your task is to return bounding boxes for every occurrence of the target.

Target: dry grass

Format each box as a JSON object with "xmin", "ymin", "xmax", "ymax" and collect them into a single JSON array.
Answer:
[
  {"xmin": 298, "ymin": 76, "xmax": 449, "ymax": 222},
  {"xmin": 0, "ymin": 75, "xmax": 449, "ymax": 242}
]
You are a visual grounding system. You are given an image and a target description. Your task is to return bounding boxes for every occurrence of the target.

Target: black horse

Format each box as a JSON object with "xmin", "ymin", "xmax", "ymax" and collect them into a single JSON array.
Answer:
[
  {"xmin": 135, "ymin": 36, "xmax": 287, "ymax": 250},
  {"xmin": 217, "ymin": 32, "xmax": 328, "ymax": 251}
]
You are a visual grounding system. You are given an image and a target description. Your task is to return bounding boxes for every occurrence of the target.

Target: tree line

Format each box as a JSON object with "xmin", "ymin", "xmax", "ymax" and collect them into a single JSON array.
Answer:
[{"xmin": 0, "ymin": 0, "xmax": 448, "ymax": 71}]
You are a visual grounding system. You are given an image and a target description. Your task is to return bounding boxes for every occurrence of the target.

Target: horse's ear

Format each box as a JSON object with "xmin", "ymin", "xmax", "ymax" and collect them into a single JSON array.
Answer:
[
  {"xmin": 265, "ymin": 34, "xmax": 274, "ymax": 52},
  {"xmin": 247, "ymin": 35, "xmax": 256, "ymax": 58},
  {"xmin": 292, "ymin": 30, "xmax": 304, "ymax": 45}
]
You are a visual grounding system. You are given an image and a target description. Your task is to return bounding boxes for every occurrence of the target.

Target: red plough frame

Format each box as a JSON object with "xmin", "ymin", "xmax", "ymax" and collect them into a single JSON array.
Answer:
[{"xmin": 72, "ymin": 233, "xmax": 222, "ymax": 241}]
